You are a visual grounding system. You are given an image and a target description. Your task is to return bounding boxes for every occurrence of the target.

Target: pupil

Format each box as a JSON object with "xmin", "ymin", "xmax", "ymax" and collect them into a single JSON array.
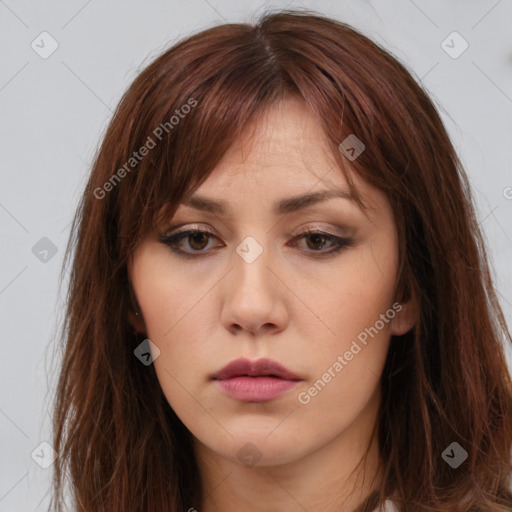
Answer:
[
  {"xmin": 190, "ymin": 233, "xmax": 208, "ymax": 250},
  {"xmin": 307, "ymin": 234, "xmax": 325, "ymax": 250}
]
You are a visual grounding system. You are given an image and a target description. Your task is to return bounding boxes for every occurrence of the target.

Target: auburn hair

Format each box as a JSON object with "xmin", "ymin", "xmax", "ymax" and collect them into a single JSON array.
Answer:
[{"xmin": 50, "ymin": 9, "xmax": 512, "ymax": 512}]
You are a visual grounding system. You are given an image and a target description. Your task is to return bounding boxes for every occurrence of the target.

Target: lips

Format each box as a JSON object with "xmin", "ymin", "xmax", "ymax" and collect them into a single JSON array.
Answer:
[
  {"xmin": 212, "ymin": 358, "xmax": 302, "ymax": 402},
  {"xmin": 212, "ymin": 357, "xmax": 302, "ymax": 381}
]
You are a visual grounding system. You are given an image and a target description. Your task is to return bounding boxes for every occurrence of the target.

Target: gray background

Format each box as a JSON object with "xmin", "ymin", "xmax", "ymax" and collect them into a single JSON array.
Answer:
[{"xmin": 1, "ymin": 0, "xmax": 511, "ymax": 510}]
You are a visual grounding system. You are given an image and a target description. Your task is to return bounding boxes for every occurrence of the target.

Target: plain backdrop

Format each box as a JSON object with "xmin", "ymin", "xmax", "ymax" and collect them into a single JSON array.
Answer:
[{"xmin": 1, "ymin": 1, "xmax": 511, "ymax": 510}]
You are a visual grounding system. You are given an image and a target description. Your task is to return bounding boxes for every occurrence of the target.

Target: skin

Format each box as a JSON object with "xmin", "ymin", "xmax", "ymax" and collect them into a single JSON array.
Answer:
[{"xmin": 128, "ymin": 96, "xmax": 417, "ymax": 512}]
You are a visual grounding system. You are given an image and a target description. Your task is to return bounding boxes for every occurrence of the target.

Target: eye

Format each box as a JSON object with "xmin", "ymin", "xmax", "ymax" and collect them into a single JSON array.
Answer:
[
  {"xmin": 290, "ymin": 228, "xmax": 353, "ymax": 255},
  {"xmin": 159, "ymin": 227, "xmax": 353, "ymax": 259},
  {"xmin": 160, "ymin": 228, "xmax": 222, "ymax": 257}
]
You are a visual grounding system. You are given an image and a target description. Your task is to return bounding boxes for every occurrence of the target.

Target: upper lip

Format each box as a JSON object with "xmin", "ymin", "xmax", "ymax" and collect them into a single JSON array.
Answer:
[{"xmin": 213, "ymin": 357, "xmax": 302, "ymax": 381}]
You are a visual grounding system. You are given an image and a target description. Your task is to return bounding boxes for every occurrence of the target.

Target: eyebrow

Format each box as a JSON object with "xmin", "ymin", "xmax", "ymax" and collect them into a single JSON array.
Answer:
[{"xmin": 182, "ymin": 189, "xmax": 354, "ymax": 216}]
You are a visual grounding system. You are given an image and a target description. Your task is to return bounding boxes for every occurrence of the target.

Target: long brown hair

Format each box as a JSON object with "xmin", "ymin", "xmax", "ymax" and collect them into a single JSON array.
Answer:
[{"xmin": 49, "ymin": 9, "xmax": 512, "ymax": 512}]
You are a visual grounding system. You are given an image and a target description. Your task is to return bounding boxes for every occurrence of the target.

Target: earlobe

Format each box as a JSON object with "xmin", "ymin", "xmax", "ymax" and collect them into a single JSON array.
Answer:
[
  {"xmin": 128, "ymin": 309, "xmax": 146, "ymax": 334},
  {"xmin": 389, "ymin": 297, "xmax": 418, "ymax": 336},
  {"xmin": 127, "ymin": 272, "xmax": 146, "ymax": 334}
]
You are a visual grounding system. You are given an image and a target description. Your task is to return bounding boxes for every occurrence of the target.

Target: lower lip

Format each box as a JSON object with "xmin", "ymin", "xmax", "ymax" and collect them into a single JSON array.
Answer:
[{"xmin": 215, "ymin": 376, "xmax": 299, "ymax": 402}]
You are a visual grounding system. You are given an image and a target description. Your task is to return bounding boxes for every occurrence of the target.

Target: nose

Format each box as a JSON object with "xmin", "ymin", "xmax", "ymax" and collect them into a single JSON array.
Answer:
[{"xmin": 220, "ymin": 245, "xmax": 289, "ymax": 336}]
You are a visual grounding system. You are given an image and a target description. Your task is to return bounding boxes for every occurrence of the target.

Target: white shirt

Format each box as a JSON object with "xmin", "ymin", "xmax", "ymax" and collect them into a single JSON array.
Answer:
[{"xmin": 373, "ymin": 499, "xmax": 398, "ymax": 512}]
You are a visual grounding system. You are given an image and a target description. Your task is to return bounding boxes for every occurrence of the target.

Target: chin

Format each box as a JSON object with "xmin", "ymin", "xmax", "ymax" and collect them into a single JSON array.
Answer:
[{"xmin": 223, "ymin": 433, "xmax": 310, "ymax": 468}]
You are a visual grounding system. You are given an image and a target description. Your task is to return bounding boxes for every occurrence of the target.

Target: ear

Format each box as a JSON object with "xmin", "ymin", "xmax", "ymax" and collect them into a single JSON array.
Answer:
[
  {"xmin": 127, "ymin": 263, "xmax": 146, "ymax": 334},
  {"xmin": 389, "ymin": 295, "xmax": 418, "ymax": 336},
  {"xmin": 128, "ymin": 309, "xmax": 146, "ymax": 334}
]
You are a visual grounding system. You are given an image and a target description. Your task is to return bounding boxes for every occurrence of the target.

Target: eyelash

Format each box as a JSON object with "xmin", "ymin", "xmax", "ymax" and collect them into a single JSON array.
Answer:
[{"xmin": 159, "ymin": 227, "xmax": 353, "ymax": 260}]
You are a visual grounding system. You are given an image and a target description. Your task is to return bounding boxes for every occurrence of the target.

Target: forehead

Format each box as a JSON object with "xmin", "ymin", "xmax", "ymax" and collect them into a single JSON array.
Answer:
[
  {"xmin": 173, "ymin": 96, "xmax": 383, "ymax": 221},
  {"xmin": 185, "ymin": 97, "xmax": 344, "ymax": 198},
  {"xmin": 216, "ymin": 95, "xmax": 336, "ymax": 179}
]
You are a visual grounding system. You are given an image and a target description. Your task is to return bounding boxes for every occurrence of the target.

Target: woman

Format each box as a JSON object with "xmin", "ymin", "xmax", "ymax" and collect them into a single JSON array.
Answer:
[{"xmin": 50, "ymin": 9, "xmax": 512, "ymax": 512}]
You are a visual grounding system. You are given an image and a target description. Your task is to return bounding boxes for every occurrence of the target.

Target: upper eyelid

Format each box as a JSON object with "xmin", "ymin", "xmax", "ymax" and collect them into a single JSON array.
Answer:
[
  {"xmin": 162, "ymin": 222, "xmax": 351, "ymax": 237},
  {"xmin": 167, "ymin": 225, "xmax": 216, "ymax": 235},
  {"xmin": 165, "ymin": 227, "xmax": 339, "ymax": 237}
]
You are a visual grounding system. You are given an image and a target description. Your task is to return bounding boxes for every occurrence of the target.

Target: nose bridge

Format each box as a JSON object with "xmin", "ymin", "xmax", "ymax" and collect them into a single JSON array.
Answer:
[
  {"xmin": 232, "ymin": 234, "xmax": 273, "ymax": 299},
  {"xmin": 220, "ymin": 232, "xmax": 287, "ymax": 334}
]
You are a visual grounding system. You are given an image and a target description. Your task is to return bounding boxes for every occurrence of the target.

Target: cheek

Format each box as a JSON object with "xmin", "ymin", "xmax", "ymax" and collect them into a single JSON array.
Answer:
[
  {"xmin": 136, "ymin": 289, "xmax": 210, "ymax": 382},
  {"xmin": 298, "ymin": 234, "xmax": 399, "ymax": 346},
  {"xmin": 292, "ymin": 235, "xmax": 397, "ymax": 405},
  {"xmin": 295, "ymin": 282, "xmax": 393, "ymax": 436},
  {"xmin": 131, "ymin": 266, "xmax": 212, "ymax": 418},
  {"xmin": 131, "ymin": 245, "xmax": 209, "ymax": 339},
  {"xmin": 130, "ymin": 251, "xmax": 218, "ymax": 390}
]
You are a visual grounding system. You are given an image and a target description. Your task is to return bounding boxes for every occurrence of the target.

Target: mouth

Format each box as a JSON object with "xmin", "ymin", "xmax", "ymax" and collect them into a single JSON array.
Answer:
[
  {"xmin": 212, "ymin": 357, "xmax": 302, "ymax": 402},
  {"xmin": 212, "ymin": 357, "xmax": 302, "ymax": 380}
]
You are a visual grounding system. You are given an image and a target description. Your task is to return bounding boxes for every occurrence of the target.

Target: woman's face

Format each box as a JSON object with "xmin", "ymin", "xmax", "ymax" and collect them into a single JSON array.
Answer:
[{"xmin": 128, "ymin": 96, "xmax": 415, "ymax": 468}]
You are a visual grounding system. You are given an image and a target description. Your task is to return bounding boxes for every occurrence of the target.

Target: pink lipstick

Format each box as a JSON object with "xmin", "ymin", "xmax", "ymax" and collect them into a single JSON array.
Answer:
[{"xmin": 212, "ymin": 357, "xmax": 302, "ymax": 402}]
